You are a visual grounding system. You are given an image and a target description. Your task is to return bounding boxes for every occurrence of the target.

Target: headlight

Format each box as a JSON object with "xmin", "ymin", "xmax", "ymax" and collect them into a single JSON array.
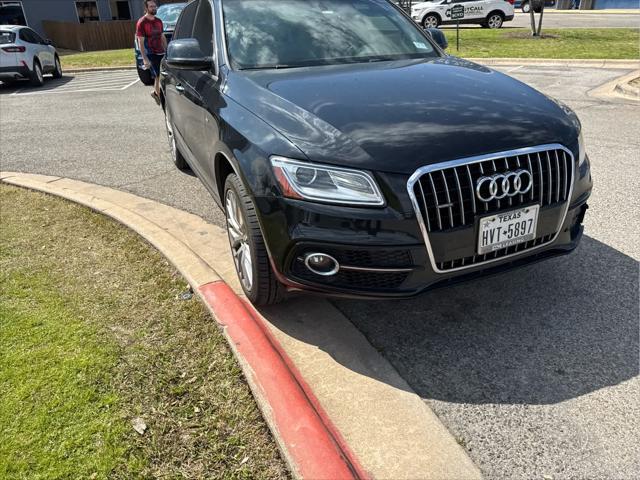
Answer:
[
  {"xmin": 578, "ymin": 130, "xmax": 586, "ymax": 166},
  {"xmin": 270, "ymin": 156, "xmax": 385, "ymax": 206}
]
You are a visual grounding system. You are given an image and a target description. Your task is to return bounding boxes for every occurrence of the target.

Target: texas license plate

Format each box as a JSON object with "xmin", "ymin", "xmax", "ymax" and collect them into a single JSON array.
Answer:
[{"xmin": 477, "ymin": 205, "xmax": 539, "ymax": 255}]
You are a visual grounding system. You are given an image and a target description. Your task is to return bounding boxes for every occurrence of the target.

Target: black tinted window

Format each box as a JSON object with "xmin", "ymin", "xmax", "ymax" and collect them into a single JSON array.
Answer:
[
  {"xmin": 173, "ymin": 0, "xmax": 199, "ymax": 40},
  {"xmin": 193, "ymin": 0, "xmax": 214, "ymax": 56},
  {"xmin": 0, "ymin": 31, "xmax": 15, "ymax": 44},
  {"xmin": 222, "ymin": 0, "xmax": 438, "ymax": 69},
  {"xmin": 18, "ymin": 28, "xmax": 36, "ymax": 43}
]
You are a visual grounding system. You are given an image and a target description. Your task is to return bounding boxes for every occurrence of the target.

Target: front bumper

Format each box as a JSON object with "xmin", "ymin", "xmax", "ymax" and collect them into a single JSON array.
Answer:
[{"xmin": 256, "ymin": 153, "xmax": 592, "ymax": 299}]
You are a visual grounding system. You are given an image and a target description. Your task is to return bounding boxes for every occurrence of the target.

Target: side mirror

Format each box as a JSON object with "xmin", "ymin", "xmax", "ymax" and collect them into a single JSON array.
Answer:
[
  {"xmin": 166, "ymin": 38, "xmax": 213, "ymax": 71},
  {"xmin": 424, "ymin": 28, "xmax": 448, "ymax": 51}
]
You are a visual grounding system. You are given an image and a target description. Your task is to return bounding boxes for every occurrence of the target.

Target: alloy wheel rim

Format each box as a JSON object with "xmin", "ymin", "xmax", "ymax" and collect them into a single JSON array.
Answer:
[
  {"xmin": 55, "ymin": 58, "xmax": 61, "ymax": 75},
  {"xmin": 36, "ymin": 64, "xmax": 42, "ymax": 82},
  {"xmin": 523, "ymin": 4, "xmax": 531, "ymax": 12},
  {"xmin": 489, "ymin": 15, "xmax": 502, "ymax": 28},
  {"xmin": 425, "ymin": 16, "xmax": 438, "ymax": 28},
  {"xmin": 165, "ymin": 110, "xmax": 177, "ymax": 161},
  {"xmin": 225, "ymin": 189, "xmax": 253, "ymax": 292}
]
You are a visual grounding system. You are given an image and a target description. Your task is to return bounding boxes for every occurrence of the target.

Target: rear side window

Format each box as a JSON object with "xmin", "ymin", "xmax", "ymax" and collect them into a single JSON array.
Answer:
[
  {"xmin": 18, "ymin": 28, "xmax": 39, "ymax": 44},
  {"xmin": 0, "ymin": 31, "xmax": 15, "ymax": 44},
  {"xmin": 173, "ymin": 0, "xmax": 199, "ymax": 40}
]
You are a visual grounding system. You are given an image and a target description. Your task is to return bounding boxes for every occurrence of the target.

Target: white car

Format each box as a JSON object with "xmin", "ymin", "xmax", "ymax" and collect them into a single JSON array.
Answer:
[
  {"xmin": 411, "ymin": 0, "xmax": 514, "ymax": 29},
  {"xmin": 0, "ymin": 25, "xmax": 62, "ymax": 86}
]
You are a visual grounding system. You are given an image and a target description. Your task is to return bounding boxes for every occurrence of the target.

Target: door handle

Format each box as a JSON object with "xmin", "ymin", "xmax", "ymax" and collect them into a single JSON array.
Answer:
[
  {"xmin": 175, "ymin": 84, "xmax": 185, "ymax": 93},
  {"xmin": 160, "ymin": 71, "xmax": 168, "ymax": 77}
]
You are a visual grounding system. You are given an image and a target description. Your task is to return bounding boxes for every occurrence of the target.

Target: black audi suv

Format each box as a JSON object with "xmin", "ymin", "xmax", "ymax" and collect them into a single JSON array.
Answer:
[{"xmin": 159, "ymin": 0, "xmax": 592, "ymax": 305}]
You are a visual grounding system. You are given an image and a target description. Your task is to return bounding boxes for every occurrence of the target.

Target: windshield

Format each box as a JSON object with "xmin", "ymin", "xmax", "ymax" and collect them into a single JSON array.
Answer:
[
  {"xmin": 222, "ymin": 0, "xmax": 439, "ymax": 70},
  {"xmin": 157, "ymin": 4, "xmax": 186, "ymax": 24}
]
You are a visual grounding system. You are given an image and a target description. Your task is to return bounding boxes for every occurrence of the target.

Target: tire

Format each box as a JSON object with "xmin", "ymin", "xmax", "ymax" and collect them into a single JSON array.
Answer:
[
  {"xmin": 486, "ymin": 12, "xmax": 504, "ymax": 29},
  {"xmin": 224, "ymin": 173, "xmax": 284, "ymax": 305},
  {"xmin": 137, "ymin": 66, "xmax": 154, "ymax": 86},
  {"xmin": 30, "ymin": 59, "xmax": 44, "ymax": 87},
  {"xmin": 422, "ymin": 14, "xmax": 440, "ymax": 29},
  {"xmin": 521, "ymin": 2, "xmax": 531, "ymax": 13},
  {"xmin": 52, "ymin": 55, "xmax": 62, "ymax": 79},
  {"xmin": 164, "ymin": 106, "xmax": 189, "ymax": 170}
]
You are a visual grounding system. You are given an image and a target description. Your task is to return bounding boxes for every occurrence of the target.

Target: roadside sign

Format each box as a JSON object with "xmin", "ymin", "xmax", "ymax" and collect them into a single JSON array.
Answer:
[
  {"xmin": 451, "ymin": 4, "xmax": 465, "ymax": 20},
  {"xmin": 451, "ymin": 5, "xmax": 465, "ymax": 51}
]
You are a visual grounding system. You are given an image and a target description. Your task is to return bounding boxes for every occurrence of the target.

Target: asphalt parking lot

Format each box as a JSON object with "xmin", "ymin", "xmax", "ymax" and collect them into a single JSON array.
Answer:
[{"xmin": 1, "ymin": 65, "xmax": 638, "ymax": 478}]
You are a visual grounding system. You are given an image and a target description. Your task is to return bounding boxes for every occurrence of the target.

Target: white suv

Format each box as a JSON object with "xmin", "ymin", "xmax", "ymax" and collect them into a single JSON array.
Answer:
[
  {"xmin": 411, "ymin": 0, "xmax": 514, "ymax": 29},
  {"xmin": 0, "ymin": 25, "xmax": 62, "ymax": 86}
]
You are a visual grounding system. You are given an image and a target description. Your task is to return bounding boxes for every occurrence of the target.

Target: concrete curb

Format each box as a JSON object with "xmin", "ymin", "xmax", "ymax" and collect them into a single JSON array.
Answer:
[
  {"xmin": 0, "ymin": 172, "xmax": 483, "ymax": 480},
  {"xmin": 588, "ymin": 69, "xmax": 640, "ymax": 101},
  {"xmin": 58, "ymin": 59, "xmax": 640, "ymax": 74},
  {"xmin": 62, "ymin": 66, "xmax": 137, "ymax": 73},
  {"xmin": 469, "ymin": 58, "xmax": 640, "ymax": 69},
  {"xmin": 0, "ymin": 172, "xmax": 364, "ymax": 480},
  {"xmin": 615, "ymin": 75, "xmax": 640, "ymax": 99}
]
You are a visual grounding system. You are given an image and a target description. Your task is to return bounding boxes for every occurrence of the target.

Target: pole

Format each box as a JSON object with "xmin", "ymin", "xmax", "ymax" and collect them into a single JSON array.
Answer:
[{"xmin": 456, "ymin": 21, "xmax": 459, "ymax": 51}]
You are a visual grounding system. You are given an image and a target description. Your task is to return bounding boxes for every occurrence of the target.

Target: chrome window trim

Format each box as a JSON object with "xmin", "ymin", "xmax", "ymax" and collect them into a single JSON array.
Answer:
[{"xmin": 406, "ymin": 143, "xmax": 576, "ymax": 274}]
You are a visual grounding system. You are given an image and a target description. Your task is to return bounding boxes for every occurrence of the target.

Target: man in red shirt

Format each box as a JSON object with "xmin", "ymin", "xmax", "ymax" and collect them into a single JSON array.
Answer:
[{"xmin": 136, "ymin": 0, "xmax": 167, "ymax": 104}]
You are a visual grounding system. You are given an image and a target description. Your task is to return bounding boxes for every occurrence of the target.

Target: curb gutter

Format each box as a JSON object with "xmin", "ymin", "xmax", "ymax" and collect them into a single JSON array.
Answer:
[{"xmin": 0, "ymin": 172, "xmax": 365, "ymax": 480}]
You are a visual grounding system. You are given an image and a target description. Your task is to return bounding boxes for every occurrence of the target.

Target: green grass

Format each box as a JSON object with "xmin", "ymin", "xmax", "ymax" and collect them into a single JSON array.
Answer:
[
  {"xmin": 0, "ymin": 184, "xmax": 288, "ymax": 480},
  {"xmin": 60, "ymin": 49, "xmax": 134, "ymax": 69},
  {"xmin": 443, "ymin": 28, "xmax": 639, "ymax": 59}
]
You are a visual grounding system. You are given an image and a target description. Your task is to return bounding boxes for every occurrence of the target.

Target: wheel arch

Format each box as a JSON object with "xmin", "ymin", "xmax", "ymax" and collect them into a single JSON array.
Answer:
[{"xmin": 487, "ymin": 9, "xmax": 506, "ymax": 19}]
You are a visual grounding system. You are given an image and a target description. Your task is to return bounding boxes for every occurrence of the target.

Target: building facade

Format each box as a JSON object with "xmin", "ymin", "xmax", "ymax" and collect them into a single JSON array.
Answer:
[{"xmin": 0, "ymin": 1, "xmax": 150, "ymax": 36}]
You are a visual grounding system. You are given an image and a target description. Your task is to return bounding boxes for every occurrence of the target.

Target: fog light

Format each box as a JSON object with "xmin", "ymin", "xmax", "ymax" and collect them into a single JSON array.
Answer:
[{"xmin": 304, "ymin": 253, "xmax": 340, "ymax": 276}]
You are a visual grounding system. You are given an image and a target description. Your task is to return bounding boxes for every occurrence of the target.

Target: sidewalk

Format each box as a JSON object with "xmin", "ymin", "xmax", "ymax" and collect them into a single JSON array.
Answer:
[{"xmin": 545, "ymin": 8, "xmax": 640, "ymax": 14}]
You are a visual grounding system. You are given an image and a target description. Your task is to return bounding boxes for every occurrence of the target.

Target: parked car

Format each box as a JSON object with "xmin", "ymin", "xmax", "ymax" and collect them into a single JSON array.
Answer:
[
  {"xmin": 135, "ymin": 2, "xmax": 186, "ymax": 86},
  {"xmin": 0, "ymin": 25, "xmax": 61, "ymax": 86},
  {"xmin": 411, "ymin": 0, "xmax": 514, "ymax": 28},
  {"xmin": 514, "ymin": 0, "xmax": 556, "ymax": 13},
  {"xmin": 160, "ymin": 0, "xmax": 591, "ymax": 305}
]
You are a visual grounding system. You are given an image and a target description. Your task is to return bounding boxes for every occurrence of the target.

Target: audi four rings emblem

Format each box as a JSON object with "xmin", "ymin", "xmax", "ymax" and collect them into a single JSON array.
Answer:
[{"xmin": 475, "ymin": 169, "xmax": 533, "ymax": 202}]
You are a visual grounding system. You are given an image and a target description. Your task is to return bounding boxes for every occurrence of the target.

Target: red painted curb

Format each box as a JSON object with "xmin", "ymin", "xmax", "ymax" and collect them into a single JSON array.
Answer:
[{"xmin": 199, "ymin": 281, "xmax": 369, "ymax": 480}]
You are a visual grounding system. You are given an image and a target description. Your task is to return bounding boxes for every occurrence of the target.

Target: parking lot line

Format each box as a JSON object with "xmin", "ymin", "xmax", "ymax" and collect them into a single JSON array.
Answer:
[{"xmin": 10, "ymin": 70, "xmax": 140, "ymax": 96}]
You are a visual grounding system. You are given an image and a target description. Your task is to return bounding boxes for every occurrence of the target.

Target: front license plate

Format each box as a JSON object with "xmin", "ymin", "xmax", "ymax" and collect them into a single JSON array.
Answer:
[{"xmin": 477, "ymin": 205, "xmax": 539, "ymax": 255}]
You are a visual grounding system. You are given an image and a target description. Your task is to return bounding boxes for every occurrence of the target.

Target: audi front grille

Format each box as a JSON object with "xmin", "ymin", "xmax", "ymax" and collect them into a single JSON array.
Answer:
[{"xmin": 407, "ymin": 144, "xmax": 575, "ymax": 273}]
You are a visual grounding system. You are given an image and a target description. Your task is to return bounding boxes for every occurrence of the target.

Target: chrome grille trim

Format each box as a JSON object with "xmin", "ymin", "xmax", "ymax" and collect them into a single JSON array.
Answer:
[{"xmin": 407, "ymin": 144, "xmax": 576, "ymax": 274}]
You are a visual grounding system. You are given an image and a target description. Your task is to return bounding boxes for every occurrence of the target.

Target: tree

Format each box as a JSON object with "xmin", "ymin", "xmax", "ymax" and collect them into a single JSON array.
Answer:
[{"xmin": 529, "ymin": 0, "xmax": 546, "ymax": 37}]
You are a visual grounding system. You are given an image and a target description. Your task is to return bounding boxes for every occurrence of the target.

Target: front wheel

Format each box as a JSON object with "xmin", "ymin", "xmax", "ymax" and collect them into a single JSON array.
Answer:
[
  {"xmin": 486, "ymin": 13, "xmax": 504, "ymax": 29},
  {"xmin": 422, "ymin": 14, "xmax": 440, "ymax": 29},
  {"xmin": 224, "ymin": 174, "xmax": 284, "ymax": 305},
  {"xmin": 522, "ymin": 2, "xmax": 531, "ymax": 13},
  {"xmin": 137, "ymin": 66, "xmax": 154, "ymax": 86}
]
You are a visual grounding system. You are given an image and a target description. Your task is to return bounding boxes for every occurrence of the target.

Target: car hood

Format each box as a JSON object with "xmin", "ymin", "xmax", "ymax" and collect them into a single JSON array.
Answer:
[{"xmin": 224, "ymin": 57, "xmax": 577, "ymax": 175}]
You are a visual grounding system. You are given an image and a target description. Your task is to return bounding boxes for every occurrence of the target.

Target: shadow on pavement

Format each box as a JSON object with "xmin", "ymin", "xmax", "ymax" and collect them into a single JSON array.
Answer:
[
  {"xmin": 0, "ymin": 76, "xmax": 73, "ymax": 95},
  {"xmin": 264, "ymin": 235, "xmax": 638, "ymax": 405}
]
